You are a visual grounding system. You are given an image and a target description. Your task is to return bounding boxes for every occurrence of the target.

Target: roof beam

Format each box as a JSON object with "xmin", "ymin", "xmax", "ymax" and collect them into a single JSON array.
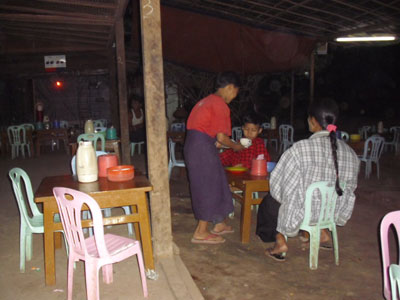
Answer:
[
  {"xmin": 37, "ymin": 0, "xmax": 117, "ymax": 9},
  {"xmin": 0, "ymin": 4, "xmax": 113, "ymax": 20},
  {"xmin": 0, "ymin": 13, "xmax": 114, "ymax": 25}
]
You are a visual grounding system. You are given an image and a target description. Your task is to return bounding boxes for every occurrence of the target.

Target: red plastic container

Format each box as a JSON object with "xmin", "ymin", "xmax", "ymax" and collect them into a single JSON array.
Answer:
[
  {"xmin": 107, "ymin": 165, "xmax": 135, "ymax": 182},
  {"xmin": 98, "ymin": 154, "xmax": 118, "ymax": 177}
]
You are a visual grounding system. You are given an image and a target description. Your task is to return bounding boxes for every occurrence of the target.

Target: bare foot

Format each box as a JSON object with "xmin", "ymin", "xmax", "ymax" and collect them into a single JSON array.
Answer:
[
  {"xmin": 212, "ymin": 222, "xmax": 233, "ymax": 234},
  {"xmin": 320, "ymin": 229, "xmax": 331, "ymax": 243},
  {"xmin": 269, "ymin": 233, "xmax": 288, "ymax": 255},
  {"xmin": 192, "ymin": 232, "xmax": 225, "ymax": 243}
]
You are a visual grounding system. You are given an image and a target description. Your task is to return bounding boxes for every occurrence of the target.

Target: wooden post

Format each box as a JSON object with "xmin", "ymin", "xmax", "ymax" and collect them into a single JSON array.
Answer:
[
  {"xmin": 310, "ymin": 51, "xmax": 315, "ymax": 103},
  {"xmin": 115, "ymin": 19, "xmax": 131, "ymax": 164},
  {"xmin": 108, "ymin": 49, "xmax": 120, "ymax": 132},
  {"xmin": 290, "ymin": 70, "xmax": 295, "ymax": 126},
  {"xmin": 140, "ymin": 0, "xmax": 173, "ymax": 257}
]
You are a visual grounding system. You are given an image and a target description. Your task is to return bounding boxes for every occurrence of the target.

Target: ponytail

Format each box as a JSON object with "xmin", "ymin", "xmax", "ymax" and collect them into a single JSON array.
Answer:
[{"xmin": 328, "ymin": 130, "xmax": 343, "ymax": 196}]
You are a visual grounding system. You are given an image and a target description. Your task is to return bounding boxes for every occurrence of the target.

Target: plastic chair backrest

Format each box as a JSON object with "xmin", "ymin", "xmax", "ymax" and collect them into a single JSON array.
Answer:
[
  {"xmin": 261, "ymin": 123, "xmax": 271, "ymax": 129},
  {"xmin": 302, "ymin": 181, "xmax": 338, "ymax": 229},
  {"xmin": 390, "ymin": 127, "xmax": 400, "ymax": 144},
  {"xmin": 232, "ymin": 126, "xmax": 242, "ymax": 141},
  {"xmin": 361, "ymin": 135, "xmax": 384, "ymax": 161},
  {"xmin": 380, "ymin": 210, "xmax": 400, "ymax": 300},
  {"xmin": 9, "ymin": 168, "xmax": 43, "ymax": 230},
  {"xmin": 71, "ymin": 151, "xmax": 108, "ymax": 175},
  {"xmin": 359, "ymin": 126, "xmax": 371, "ymax": 140},
  {"xmin": 93, "ymin": 119, "xmax": 107, "ymax": 128},
  {"xmin": 53, "ymin": 187, "xmax": 108, "ymax": 258},
  {"xmin": 8, "ymin": 125, "xmax": 26, "ymax": 145},
  {"xmin": 171, "ymin": 122, "xmax": 185, "ymax": 132},
  {"xmin": 77, "ymin": 133, "xmax": 105, "ymax": 151},
  {"xmin": 20, "ymin": 123, "xmax": 35, "ymax": 131},
  {"xmin": 59, "ymin": 120, "xmax": 69, "ymax": 129},
  {"xmin": 279, "ymin": 124, "xmax": 294, "ymax": 143}
]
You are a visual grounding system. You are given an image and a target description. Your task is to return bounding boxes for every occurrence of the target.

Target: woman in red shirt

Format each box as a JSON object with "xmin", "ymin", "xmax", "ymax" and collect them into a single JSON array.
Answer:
[{"xmin": 184, "ymin": 72, "xmax": 244, "ymax": 244}]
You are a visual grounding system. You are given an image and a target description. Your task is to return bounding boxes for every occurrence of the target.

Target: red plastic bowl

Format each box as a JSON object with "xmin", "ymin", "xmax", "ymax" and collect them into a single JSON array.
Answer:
[{"xmin": 107, "ymin": 165, "xmax": 134, "ymax": 182}]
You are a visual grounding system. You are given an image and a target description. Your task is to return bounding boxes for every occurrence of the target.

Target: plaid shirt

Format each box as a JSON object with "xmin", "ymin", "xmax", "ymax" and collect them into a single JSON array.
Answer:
[
  {"xmin": 219, "ymin": 137, "xmax": 271, "ymax": 169},
  {"xmin": 270, "ymin": 131, "xmax": 360, "ymax": 236}
]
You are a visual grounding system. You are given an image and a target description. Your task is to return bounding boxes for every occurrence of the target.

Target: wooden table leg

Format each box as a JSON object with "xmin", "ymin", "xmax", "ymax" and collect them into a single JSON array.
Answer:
[
  {"xmin": 43, "ymin": 203, "xmax": 56, "ymax": 285},
  {"xmin": 240, "ymin": 187, "xmax": 253, "ymax": 244},
  {"xmin": 137, "ymin": 194, "xmax": 155, "ymax": 270}
]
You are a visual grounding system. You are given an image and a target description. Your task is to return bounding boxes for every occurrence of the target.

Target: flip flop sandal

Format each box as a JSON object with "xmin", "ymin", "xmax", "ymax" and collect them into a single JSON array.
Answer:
[
  {"xmin": 191, "ymin": 234, "xmax": 226, "ymax": 245},
  {"xmin": 265, "ymin": 248, "xmax": 286, "ymax": 262},
  {"xmin": 319, "ymin": 243, "xmax": 333, "ymax": 251}
]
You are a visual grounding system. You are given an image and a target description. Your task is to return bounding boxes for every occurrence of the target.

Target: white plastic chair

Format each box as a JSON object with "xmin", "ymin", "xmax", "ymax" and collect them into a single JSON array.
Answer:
[
  {"xmin": 170, "ymin": 122, "xmax": 185, "ymax": 132},
  {"xmin": 9, "ymin": 168, "xmax": 66, "ymax": 272},
  {"xmin": 358, "ymin": 135, "xmax": 385, "ymax": 179},
  {"xmin": 285, "ymin": 181, "xmax": 341, "ymax": 270},
  {"xmin": 7, "ymin": 125, "xmax": 31, "ymax": 159},
  {"xmin": 130, "ymin": 141, "xmax": 145, "ymax": 155},
  {"xmin": 359, "ymin": 126, "xmax": 371, "ymax": 140},
  {"xmin": 380, "ymin": 210, "xmax": 400, "ymax": 300},
  {"xmin": 52, "ymin": 187, "xmax": 148, "ymax": 300},
  {"xmin": 232, "ymin": 126, "xmax": 242, "ymax": 141},
  {"xmin": 168, "ymin": 138, "xmax": 185, "ymax": 178},
  {"xmin": 261, "ymin": 123, "xmax": 270, "ymax": 148},
  {"xmin": 384, "ymin": 127, "xmax": 400, "ymax": 153},
  {"xmin": 71, "ymin": 151, "xmax": 134, "ymax": 236},
  {"xmin": 279, "ymin": 124, "xmax": 294, "ymax": 153}
]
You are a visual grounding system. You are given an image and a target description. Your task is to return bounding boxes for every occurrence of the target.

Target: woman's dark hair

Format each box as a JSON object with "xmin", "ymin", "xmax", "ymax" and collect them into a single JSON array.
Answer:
[
  {"xmin": 308, "ymin": 98, "xmax": 343, "ymax": 196},
  {"xmin": 242, "ymin": 113, "xmax": 262, "ymax": 126},
  {"xmin": 215, "ymin": 71, "xmax": 241, "ymax": 89}
]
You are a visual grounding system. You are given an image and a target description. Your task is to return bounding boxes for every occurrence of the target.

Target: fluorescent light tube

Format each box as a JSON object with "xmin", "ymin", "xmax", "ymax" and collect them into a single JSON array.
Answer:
[{"xmin": 336, "ymin": 36, "xmax": 396, "ymax": 42}]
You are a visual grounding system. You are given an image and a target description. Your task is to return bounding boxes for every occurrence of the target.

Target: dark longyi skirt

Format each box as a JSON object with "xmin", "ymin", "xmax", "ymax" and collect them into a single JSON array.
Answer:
[{"xmin": 184, "ymin": 130, "xmax": 233, "ymax": 222}]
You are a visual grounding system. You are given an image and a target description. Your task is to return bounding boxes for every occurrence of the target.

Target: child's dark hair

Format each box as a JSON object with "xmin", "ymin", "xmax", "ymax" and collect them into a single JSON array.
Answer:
[
  {"xmin": 215, "ymin": 71, "xmax": 241, "ymax": 89},
  {"xmin": 308, "ymin": 98, "xmax": 343, "ymax": 196},
  {"xmin": 242, "ymin": 113, "xmax": 262, "ymax": 126}
]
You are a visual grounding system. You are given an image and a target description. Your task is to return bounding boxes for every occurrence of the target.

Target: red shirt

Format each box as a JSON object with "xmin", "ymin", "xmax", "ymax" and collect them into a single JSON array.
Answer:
[
  {"xmin": 186, "ymin": 94, "xmax": 231, "ymax": 138},
  {"xmin": 219, "ymin": 137, "xmax": 271, "ymax": 169}
]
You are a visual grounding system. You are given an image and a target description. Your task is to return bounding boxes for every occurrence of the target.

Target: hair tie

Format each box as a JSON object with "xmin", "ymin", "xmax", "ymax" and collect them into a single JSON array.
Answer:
[{"xmin": 327, "ymin": 124, "xmax": 337, "ymax": 132}]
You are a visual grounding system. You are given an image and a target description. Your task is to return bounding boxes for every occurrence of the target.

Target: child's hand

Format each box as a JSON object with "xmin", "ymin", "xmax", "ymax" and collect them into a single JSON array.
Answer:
[{"xmin": 232, "ymin": 143, "xmax": 245, "ymax": 152}]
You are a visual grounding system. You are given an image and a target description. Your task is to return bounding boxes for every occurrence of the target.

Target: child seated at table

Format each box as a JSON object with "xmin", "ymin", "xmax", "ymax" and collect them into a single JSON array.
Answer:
[{"xmin": 219, "ymin": 113, "xmax": 270, "ymax": 169}]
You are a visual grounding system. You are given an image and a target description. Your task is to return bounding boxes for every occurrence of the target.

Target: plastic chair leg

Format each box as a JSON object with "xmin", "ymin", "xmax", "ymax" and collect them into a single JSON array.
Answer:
[
  {"xmin": 67, "ymin": 257, "xmax": 75, "ymax": 300},
  {"xmin": 26, "ymin": 231, "xmax": 33, "ymax": 261},
  {"xmin": 85, "ymin": 263, "xmax": 100, "ymax": 300},
  {"xmin": 309, "ymin": 229, "xmax": 320, "ymax": 270},
  {"xmin": 19, "ymin": 226, "xmax": 26, "ymax": 272},
  {"xmin": 102, "ymin": 264, "xmax": 113, "ymax": 284},
  {"xmin": 136, "ymin": 248, "xmax": 149, "ymax": 298},
  {"xmin": 122, "ymin": 206, "xmax": 134, "ymax": 235},
  {"xmin": 331, "ymin": 227, "xmax": 339, "ymax": 266}
]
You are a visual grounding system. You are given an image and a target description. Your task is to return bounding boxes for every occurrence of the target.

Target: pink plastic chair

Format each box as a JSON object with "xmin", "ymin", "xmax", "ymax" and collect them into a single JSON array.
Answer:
[
  {"xmin": 380, "ymin": 210, "xmax": 400, "ymax": 300},
  {"xmin": 53, "ymin": 187, "xmax": 148, "ymax": 300}
]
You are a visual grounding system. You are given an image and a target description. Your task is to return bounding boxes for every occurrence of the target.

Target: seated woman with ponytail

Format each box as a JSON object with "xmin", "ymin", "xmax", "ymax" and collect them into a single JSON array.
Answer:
[{"xmin": 256, "ymin": 98, "xmax": 360, "ymax": 261}]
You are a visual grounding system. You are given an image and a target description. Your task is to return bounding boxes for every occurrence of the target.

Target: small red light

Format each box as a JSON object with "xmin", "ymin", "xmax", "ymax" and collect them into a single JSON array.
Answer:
[{"xmin": 55, "ymin": 81, "xmax": 62, "ymax": 88}]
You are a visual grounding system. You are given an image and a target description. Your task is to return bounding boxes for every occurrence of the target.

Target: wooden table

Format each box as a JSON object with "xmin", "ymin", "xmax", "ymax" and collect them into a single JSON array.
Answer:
[
  {"xmin": 34, "ymin": 174, "xmax": 154, "ymax": 286},
  {"xmin": 36, "ymin": 128, "xmax": 70, "ymax": 156},
  {"xmin": 70, "ymin": 139, "xmax": 121, "ymax": 163},
  {"xmin": 226, "ymin": 171, "xmax": 269, "ymax": 244}
]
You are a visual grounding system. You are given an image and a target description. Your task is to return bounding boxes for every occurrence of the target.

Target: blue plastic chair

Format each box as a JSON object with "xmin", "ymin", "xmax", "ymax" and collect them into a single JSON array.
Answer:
[
  {"xmin": 168, "ymin": 138, "xmax": 185, "ymax": 178},
  {"xmin": 170, "ymin": 122, "xmax": 185, "ymax": 132},
  {"xmin": 71, "ymin": 151, "xmax": 134, "ymax": 236},
  {"xmin": 77, "ymin": 133, "xmax": 105, "ymax": 152},
  {"xmin": 9, "ymin": 168, "xmax": 66, "ymax": 272}
]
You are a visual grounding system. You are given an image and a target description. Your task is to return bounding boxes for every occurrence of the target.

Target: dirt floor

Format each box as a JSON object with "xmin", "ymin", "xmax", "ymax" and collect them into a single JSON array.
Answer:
[{"xmin": 0, "ymin": 143, "xmax": 399, "ymax": 299}]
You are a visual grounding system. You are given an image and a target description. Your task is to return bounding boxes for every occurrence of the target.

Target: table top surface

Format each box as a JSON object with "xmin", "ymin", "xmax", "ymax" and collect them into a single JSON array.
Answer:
[{"xmin": 35, "ymin": 174, "xmax": 152, "ymax": 201}]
